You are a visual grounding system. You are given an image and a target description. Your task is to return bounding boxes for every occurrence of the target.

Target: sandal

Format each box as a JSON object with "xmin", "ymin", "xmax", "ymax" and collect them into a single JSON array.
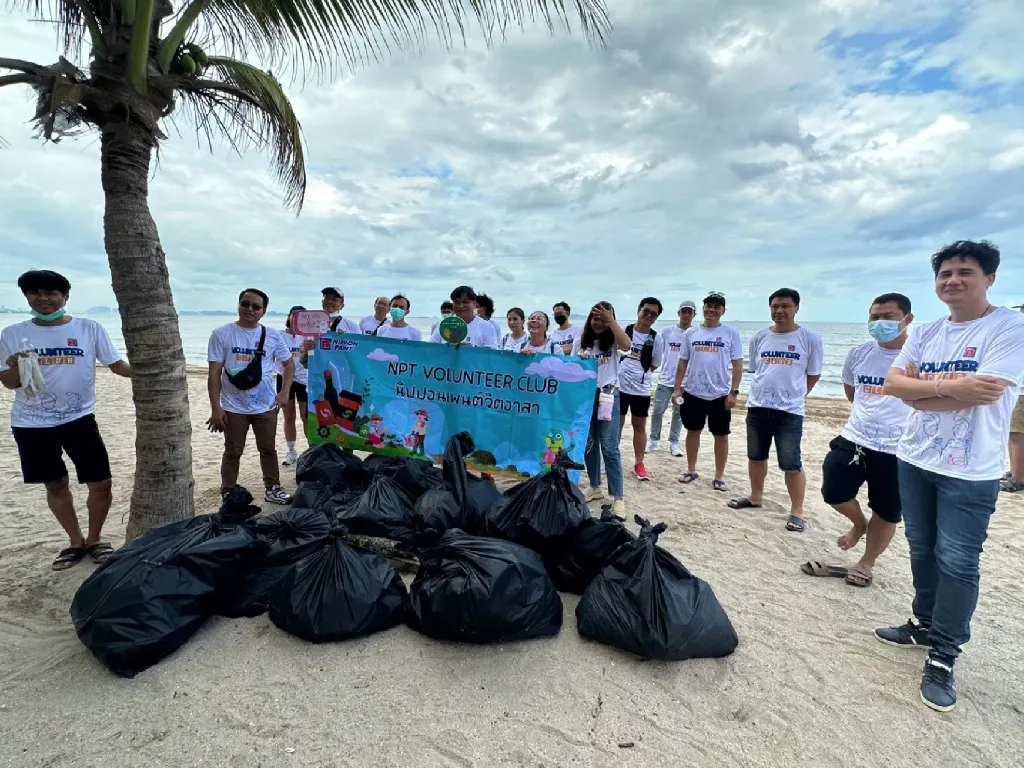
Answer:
[
  {"xmin": 679, "ymin": 473, "xmax": 699, "ymax": 485},
  {"xmin": 845, "ymin": 568, "xmax": 873, "ymax": 588},
  {"xmin": 727, "ymin": 497, "xmax": 761, "ymax": 510},
  {"xmin": 712, "ymin": 479, "xmax": 728, "ymax": 492},
  {"xmin": 800, "ymin": 561, "xmax": 847, "ymax": 578},
  {"xmin": 52, "ymin": 547, "xmax": 87, "ymax": 571},
  {"xmin": 1000, "ymin": 478, "xmax": 1024, "ymax": 493},
  {"xmin": 87, "ymin": 542, "xmax": 114, "ymax": 563},
  {"xmin": 785, "ymin": 515, "xmax": 807, "ymax": 533}
]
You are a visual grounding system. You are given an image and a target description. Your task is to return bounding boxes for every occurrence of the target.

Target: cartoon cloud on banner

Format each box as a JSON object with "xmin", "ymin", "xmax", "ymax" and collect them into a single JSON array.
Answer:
[{"xmin": 525, "ymin": 356, "xmax": 598, "ymax": 383}]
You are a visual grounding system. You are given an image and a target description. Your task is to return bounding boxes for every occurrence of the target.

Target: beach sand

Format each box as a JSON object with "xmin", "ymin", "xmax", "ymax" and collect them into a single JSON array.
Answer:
[{"xmin": 1, "ymin": 371, "xmax": 1023, "ymax": 767}]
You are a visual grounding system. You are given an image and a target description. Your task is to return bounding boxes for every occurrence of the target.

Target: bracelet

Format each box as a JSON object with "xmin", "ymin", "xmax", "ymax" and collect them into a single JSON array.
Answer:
[{"xmin": 934, "ymin": 379, "xmax": 944, "ymax": 398}]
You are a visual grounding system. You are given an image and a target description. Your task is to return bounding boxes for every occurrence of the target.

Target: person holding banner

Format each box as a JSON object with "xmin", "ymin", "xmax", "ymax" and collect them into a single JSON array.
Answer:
[
  {"xmin": 377, "ymin": 295, "xmax": 422, "ymax": 342},
  {"xmin": 572, "ymin": 302, "xmax": 633, "ymax": 515},
  {"xmin": 521, "ymin": 312, "xmax": 561, "ymax": 356},
  {"xmin": 429, "ymin": 286, "xmax": 499, "ymax": 348},
  {"xmin": 501, "ymin": 308, "xmax": 528, "ymax": 352},
  {"xmin": 276, "ymin": 305, "xmax": 309, "ymax": 466}
]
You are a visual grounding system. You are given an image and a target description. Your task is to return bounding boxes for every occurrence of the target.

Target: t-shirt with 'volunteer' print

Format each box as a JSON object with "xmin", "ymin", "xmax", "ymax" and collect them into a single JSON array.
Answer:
[
  {"xmin": 208, "ymin": 323, "xmax": 291, "ymax": 415},
  {"xmin": 679, "ymin": 324, "xmax": 744, "ymax": 400},
  {"xmin": 656, "ymin": 326, "xmax": 690, "ymax": 387},
  {"xmin": 892, "ymin": 307, "xmax": 1024, "ymax": 481},
  {"xmin": 746, "ymin": 327, "xmax": 824, "ymax": 416},
  {"xmin": 617, "ymin": 329, "xmax": 667, "ymax": 396},
  {"xmin": 571, "ymin": 337, "xmax": 619, "ymax": 390},
  {"xmin": 551, "ymin": 325, "xmax": 582, "ymax": 357},
  {"xmin": 840, "ymin": 341, "xmax": 911, "ymax": 454},
  {"xmin": 274, "ymin": 331, "xmax": 309, "ymax": 386}
]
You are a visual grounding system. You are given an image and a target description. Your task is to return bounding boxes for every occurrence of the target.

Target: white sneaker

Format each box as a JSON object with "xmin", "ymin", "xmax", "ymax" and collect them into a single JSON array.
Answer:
[
  {"xmin": 670, "ymin": 443, "xmax": 683, "ymax": 457},
  {"xmin": 646, "ymin": 439, "xmax": 661, "ymax": 453},
  {"xmin": 584, "ymin": 487, "xmax": 604, "ymax": 503},
  {"xmin": 265, "ymin": 485, "xmax": 292, "ymax": 505},
  {"xmin": 611, "ymin": 499, "xmax": 626, "ymax": 517},
  {"xmin": 282, "ymin": 448, "xmax": 298, "ymax": 466}
]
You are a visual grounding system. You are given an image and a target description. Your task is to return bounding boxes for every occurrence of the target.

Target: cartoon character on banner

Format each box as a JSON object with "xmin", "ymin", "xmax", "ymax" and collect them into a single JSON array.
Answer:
[
  {"xmin": 367, "ymin": 413, "xmax": 387, "ymax": 447},
  {"xmin": 412, "ymin": 409, "xmax": 429, "ymax": 456},
  {"xmin": 541, "ymin": 429, "xmax": 576, "ymax": 469}
]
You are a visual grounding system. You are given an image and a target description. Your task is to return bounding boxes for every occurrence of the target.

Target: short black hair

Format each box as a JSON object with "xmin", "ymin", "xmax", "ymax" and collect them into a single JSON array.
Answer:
[
  {"xmin": 18, "ymin": 270, "xmax": 71, "ymax": 295},
  {"xmin": 931, "ymin": 240, "xmax": 1000, "ymax": 276},
  {"xmin": 768, "ymin": 288, "xmax": 800, "ymax": 306},
  {"xmin": 637, "ymin": 297, "xmax": 663, "ymax": 315},
  {"xmin": 451, "ymin": 286, "xmax": 476, "ymax": 302},
  {"xmin": 871, "ymin": 293, "xmax": 911, "ymax": 315},
  {"xmin": 440, "ymin": 301, "xmax": 453, "ymax": 312},
  {"xmin": 553, "ymin": 301, "xmax": 571, "ymax": 314},
  {"xmin": 239, "ymin": 288, "xmax": 269, "ymax": 310},
  {"xmin": 507, "ymin": 307, "xmax": 525, "ymax": 321},
  {"xmin": 476, "ymin": 293, "xmax": 495, "ymax": 318},
  {"xmin": 704, "ymin": 291, "xmax": 726, "ymax": 307},
  {"xmin": 391, "ymin": 294, "xmax": 410, "ymax": 310}
]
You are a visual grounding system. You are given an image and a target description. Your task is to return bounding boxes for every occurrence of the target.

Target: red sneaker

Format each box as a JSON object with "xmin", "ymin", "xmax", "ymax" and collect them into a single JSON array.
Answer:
[{"xmin": 634, "ymin": 463, "xmax": 651, "ymax": 481}]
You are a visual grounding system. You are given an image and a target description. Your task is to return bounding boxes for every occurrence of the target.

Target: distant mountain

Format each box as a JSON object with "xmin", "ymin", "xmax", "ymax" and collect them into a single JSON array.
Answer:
[{"xmin": 85, "ymin": 306, "xmax": 118, "ymax": 315}]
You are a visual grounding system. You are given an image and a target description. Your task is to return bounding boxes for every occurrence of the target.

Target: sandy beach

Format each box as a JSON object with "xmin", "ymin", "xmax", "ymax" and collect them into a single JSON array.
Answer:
[{"xmin": 1, "ymin": 370, "xmax": 1022, "ymax": 768}]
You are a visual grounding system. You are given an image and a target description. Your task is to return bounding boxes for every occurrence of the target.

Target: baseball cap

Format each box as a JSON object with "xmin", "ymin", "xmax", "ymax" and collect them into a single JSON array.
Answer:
[
  {"xmin": 678, "ymin": 300, "xmax": 697, "ymax": 312},
  {"xmin": 321, "ymin": 287, "xmax": 344, "ymax": 299},
  {"xmin": 703, "ymin": 291, "xmax": 727, "ymax": 306}
]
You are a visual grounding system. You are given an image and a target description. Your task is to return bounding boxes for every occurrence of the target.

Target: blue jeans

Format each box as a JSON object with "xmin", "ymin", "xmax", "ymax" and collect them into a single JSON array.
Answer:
[
  {"xmin": 585, "ymin": 390, "xmax": 623, "ymax": 498},
  {"xmin": 898, "ymin": 460, "xmax": 999, "ymax": 660},
  {"xmin": 650, "ymin": 384, "xmax": 682, "ymax": 444}
]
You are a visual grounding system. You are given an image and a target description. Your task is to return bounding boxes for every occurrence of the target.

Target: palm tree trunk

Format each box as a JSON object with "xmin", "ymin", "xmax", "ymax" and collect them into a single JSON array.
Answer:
[{"xmin": 101, "ymin": 126, "xmax": 195, "ymax": 540}]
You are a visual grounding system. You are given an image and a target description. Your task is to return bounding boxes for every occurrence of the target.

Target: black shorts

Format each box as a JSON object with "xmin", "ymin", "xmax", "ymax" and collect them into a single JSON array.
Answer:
[
  {"xmin": 745, "ymin": 407, "xmax": 803, "ymax": 472},
  {"xmin": 680, "ymin": 393, "xmax": 732, "ymax": 436},
  {"xmin": 11, "ymin": 414, "xmax": 112, "ymax": 485},
  {"xmin": 619, "ymin": 392, "xmax": 651, "ymax": 418},
  {"xmin": 276, "ymin": 375, "xmax": 308, "ymax": 402},
  {"xmin": 821, "ymin": 435, "xmax": 902, "ymax": 523}
]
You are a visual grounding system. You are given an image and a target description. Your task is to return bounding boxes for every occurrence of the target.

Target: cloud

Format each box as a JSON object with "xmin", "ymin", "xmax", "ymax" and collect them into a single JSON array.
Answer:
[
  {"xmin": 525, "ymin": 356, "xmax": 597, "ymax": 383},
  {"xmin": 366, "ymin": 348, "xmax": 399, "ymax": 363}
]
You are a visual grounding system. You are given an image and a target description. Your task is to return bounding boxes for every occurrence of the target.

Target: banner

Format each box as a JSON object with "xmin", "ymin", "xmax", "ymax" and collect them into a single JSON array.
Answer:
[{"xmin": 306, "ymin": 334, "xmax": 599, "ymax": 478}]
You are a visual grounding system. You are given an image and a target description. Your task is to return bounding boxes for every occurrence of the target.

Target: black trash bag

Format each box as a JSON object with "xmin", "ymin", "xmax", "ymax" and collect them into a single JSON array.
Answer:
[
  {"xmin": 334, "ymin": 474, "xmax": 415, "ymax": 544},
  {"xmin": 218, "ymin": 508, "xmax": 333, "ymax": 618},
  {"xmin": 576, "ymin": 516, "xmax": 739, "ymax": 661},
  {"xmin": 543, "ymin": 508, "xmax": 635, "ymax": 594},
  {"xmin": 295, "ymin": 443, "xmax": 370, "ymax": 494},
  {"xmin": 484, "ymin": 451, "xmax": 590, "ymax": 554},
  {"xmin": 392, "ymin": 459, "xmax": 444, "ymax": 500},
  {"xmin": 268, "ymin": 528, "xmax": 406, "ymax": 643},
  {"xmin": 440, "ymin": 433, "xmax": 501, "ymax": 530},
  {"xmin": 70, "ymin": 486, "xmax": 266, "ymax": 677},
  {"xmin": 292, "ymin": 481, "xmax": 332, "ymax": 512},
  {"xmin": 363, "ymin": 454, "xmax": 402, "ymax": 474},
  {"xmin": 411, "ymin": 487, "xmax": 463, "ymax": 545},
  {"xmin": 405, "ymin": 529, "xmax": 563, "ymax": 643}
]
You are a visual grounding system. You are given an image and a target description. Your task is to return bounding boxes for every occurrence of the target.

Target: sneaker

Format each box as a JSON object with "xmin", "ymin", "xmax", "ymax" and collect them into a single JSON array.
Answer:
[
  {"xmin": 634, "ymin": 463, "xmax": 651, "ymax": 481},
  {"xmin": 669, "ymin": 442, "xmax": 683, "ymax": 457},
  {"xmin": 611, "ymin": 499, "xmax": 626, "ymax": 517},
  {"xmin": 282, "ymin": 448, "xmax": 298, "ymax": 467},
  {"xmin": 874, "ymin": 619, "xmax": 931, "ymax": 649},
  {"xmin": 584, "ymin": 487, "xmax": 604, "ymax": 503},
  {"xmin": 920, "ymin": 656, "xmax": 957, "ymax": 712},
  {"xmin": 265, "ymin": 485, "xmax": 292, "ymax": 505},
  {"xmin": 646, "ymin": 439, "xmax": 660, "ymax": 453}
]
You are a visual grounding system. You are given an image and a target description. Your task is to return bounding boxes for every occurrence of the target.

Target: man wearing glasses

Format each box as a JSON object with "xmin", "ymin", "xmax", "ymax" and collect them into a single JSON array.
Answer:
[
  {"xmin": 208, "ymin": 289, "xmax": 295, "ymax": 505},
  {"xmin": 618, "ymin": 297, "xmax": 666, "ymax": 481}
]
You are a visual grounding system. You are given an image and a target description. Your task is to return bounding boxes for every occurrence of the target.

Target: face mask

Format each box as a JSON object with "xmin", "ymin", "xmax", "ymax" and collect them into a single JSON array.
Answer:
[
  {"xmin": 32, "ymin": 308, "xmax": 66, "ymax": 322},
  {"xmin": 553, "ymin": 313, "xmax": 568, "ymax": 326},
  {"xmin": 390, "ymin": 308, "xmax": 406, "ymax": 322},
  {"xmin": 868, "ymin": 320, "xmax": 902, "ymax": 343},
  {"xmin": 327, "ymin": 310, "xmax": 340, "ymax": 318}
]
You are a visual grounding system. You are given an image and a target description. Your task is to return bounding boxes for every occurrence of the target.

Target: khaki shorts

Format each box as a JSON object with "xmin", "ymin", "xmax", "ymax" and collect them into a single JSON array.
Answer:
[{"xmin": 1012, "ymin": 396, "xmax": 1024, "ymax": 434}]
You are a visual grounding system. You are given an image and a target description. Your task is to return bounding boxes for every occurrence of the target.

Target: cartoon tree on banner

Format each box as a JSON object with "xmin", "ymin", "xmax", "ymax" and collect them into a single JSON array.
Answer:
[{"xmin": 355, "ymin": 376, "xmax": 374, "ymax": 437}]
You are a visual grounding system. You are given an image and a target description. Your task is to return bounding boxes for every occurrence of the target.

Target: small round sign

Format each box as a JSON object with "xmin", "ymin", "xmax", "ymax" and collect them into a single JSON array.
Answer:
[{"xmin": 439, "ymin": 315, "xmax": 468, "ymax": 344}]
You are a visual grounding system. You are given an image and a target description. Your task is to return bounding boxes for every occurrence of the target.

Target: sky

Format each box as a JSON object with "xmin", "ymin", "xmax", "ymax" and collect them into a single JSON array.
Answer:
[{"xmin": 1, "ymin": 0, "xmax": 1022, "ymax": 323}]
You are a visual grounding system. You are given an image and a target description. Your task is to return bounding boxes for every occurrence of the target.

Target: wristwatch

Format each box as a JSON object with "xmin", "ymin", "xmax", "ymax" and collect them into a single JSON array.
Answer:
[{"xmin": 730, "ymin": 390, "xmax": 740, "ymax": 395}]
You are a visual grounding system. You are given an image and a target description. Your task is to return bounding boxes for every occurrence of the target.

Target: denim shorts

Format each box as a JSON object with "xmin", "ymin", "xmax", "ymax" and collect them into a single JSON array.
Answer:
[{"xmin": 745, "ymin": 407, "xmax": 803, "ymax": 472}]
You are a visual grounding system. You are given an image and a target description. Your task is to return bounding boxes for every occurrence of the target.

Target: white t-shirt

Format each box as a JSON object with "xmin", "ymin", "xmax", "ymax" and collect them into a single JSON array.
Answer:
[
  {"xmin": 320, "ymin": 315, "xmax": 361, "ymax": 335},
  {"xmin": 273, "ymin": 331, "xmax": 309, "ymax": 386},
  {"xmin": 617, "ymin": 328, "xmax": 667, "ymax": 396},
  {"xmin": 551, "ymin": 325, "xmax": 582, "ymax": 357},
  {"xmin": 893, "ymin": 308, "xmax": 1024, "ymax": 481},
  {"xmin": 840, "ymin": 342, "xmax": 911, "ymax": 454},
  {"xmin": 429, "ymin": 316, "xmax": 499, "ymax": 349},
  {"xmin": 679, "ymin": 324, "xmax": 744, "ymax": 400},
  {"xmin": 572, "ymin": 337, "xmax": 620, "ymax": 390},
  {"xmin": 656, "ymin": 326, "xmax": 691, "ymax": 387},
  {"xmin": 523, "ymin": 338, "xmax": 560, "ymax": 355},
  {"xmin": 0, "ymin": 318, "xmax": 121, "ymax": 428},
  {"xmin": 747, "ymin": 327, "xmax": 824, "ymax": 416},
  {"xmin": 360, "ymin": 315, "xmax": 390, "ymax": 335},
  {"xmin": 500, "ymin": 334, "xmax": 528, "ymax": 352},
  {"xmin": 377, "ymin": 324, "xmax": 423, "ymax": 342},
  {"xmin": 208, "ymin": 323, "xmax": 291, "ymax": 415},
  {"xmin": 488, "ymin": 318, "xmax": 503, "ymax": 341}
]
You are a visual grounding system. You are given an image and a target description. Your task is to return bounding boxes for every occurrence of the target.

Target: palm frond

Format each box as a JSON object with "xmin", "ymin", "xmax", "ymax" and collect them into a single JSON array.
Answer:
[{"xmin": 167, "ymin": 56, "xmax": 305, "ymax": 210}]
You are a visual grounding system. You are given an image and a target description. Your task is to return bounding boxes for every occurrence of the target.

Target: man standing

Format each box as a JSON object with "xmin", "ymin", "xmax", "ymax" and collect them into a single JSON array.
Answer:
[
  {"xmin": 208, "ymin": 289, "xmax": 295, "ymax": 505},
  {"xmin": 429, "ymin": 286, "xmax": 499, "ymax": 348},
  {"xmin": 378, "ymin": 295, "xmax": 423, "ymax": 341},
  {"xmin": 648, "ymin": 300, "xmax": 696, "ymax": 456},
  {"xmin": 618, "ymin": 297, "xmax": 666, "ymax": 481},
  {"xmin": 1, "ymin": 270, "xmax": 131, "ymax": 570},
  {"xmin": 727, "ymin": 288, "xmax": 823, "ymax": 533},
  {"xmin": 475, "ymin": 293, "xmax": 503, "ymax": 341},
  {"xmin": 811, "ymin": 293, "xmax": 914, "ymax": 588},
  {"xmin": 1002, "ymin": 302, "xmax": 1024, "ymax": 493},
  {"xmin": 550, "ymin": 302, "xmax": 581, "ymax": 356},
  {"xmin": 320, "ymin": 287, "xmax": 361, "ymax": 335},
  {"xmin": 360, "ymin": 297, "xmax": 391, "ymax": 335},
  {"xmin": 877, "ymin": 241, "xmax": 1024, "ymax": 712},
  {"xmin": 430, "ymin": 301, "xmax": 454, "ymax": 336},
  {"xmin": 673, "ymin": 293, "xmax": 744, "ymax": 490}
]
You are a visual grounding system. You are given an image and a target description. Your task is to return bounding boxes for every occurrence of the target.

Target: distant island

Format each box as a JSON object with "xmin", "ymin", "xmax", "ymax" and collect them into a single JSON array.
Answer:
[{"xmin": 79, "ymin": 306, "xmax": 287, "ymax": 316}]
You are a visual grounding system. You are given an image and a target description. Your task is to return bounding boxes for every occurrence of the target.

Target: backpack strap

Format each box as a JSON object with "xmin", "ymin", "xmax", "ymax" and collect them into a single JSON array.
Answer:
[{"xmin": 255, "ymin": 326, "xmax": 267, "ymax": 356}]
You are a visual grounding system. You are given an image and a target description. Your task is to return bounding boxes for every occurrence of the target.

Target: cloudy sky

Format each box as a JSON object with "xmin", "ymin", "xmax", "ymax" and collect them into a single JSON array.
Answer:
[{"xmin": 1, "ymin": 0, "xmax": 1022, "ymax": 323}]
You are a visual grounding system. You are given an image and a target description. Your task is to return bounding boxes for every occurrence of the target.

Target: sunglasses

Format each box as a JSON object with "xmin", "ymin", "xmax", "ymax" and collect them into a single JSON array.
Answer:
[
  {"xmin": 239, "ymin": 301, "xmax": 264, "ymax": 310},
  {"xmin": 639, "ymin": 308, "xmax": 659, "ymax": 317}
]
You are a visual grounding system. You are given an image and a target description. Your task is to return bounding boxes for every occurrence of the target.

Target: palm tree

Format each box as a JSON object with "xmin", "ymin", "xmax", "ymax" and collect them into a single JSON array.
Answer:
[{"xmin": 1, "ymin": 0, "xmax": 609, "ymax": 539}]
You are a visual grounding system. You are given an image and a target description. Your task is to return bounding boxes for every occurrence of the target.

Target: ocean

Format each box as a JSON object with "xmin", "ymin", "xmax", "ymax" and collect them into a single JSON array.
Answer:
[{"xmin": 0, "ymin": 313, "xmax": 869, "ymax": 399}]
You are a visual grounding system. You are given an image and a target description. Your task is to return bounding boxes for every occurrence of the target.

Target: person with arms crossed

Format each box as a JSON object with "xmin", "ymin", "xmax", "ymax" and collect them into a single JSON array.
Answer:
[
  {"xmin": 377, "ymin": 295, "xmax": 422, "ymax": 341},
  {"xmin": 728, "ymin": 288, "xmax": 823, "ymax": 532},
  {"xmin": 618, "ymin": 297, "xmax": 667, "ymax": 481},
  {"xmin": 875, "ymin": 241, "xmax": 1024, "ymax": 713},
  {"xmin": 429, "ymin": 286, "xmax": 499, "ymax": 348},
  {"xmin": 1, "ymin": 270, "xmax": 131, "ymax": 570},
  {"xmin": 360, "ymin": 297, "xmax": 391, "ymax": 335},
  {"xmin": 804, "ymin": 293, "xmax": 914, "ymax": 588},
  {"xmin": 648, "ymin": 299, "xmax": 696, "ymax": 457},
  {"xmin": 208, "ymin": 289, "xmax": 295, "ymax": 505},
  {"xmin": 551, "ymin": 302, "xmax": 581, "ymax": 356},
  {"xmin": 672, "ymin": 292, "xmax": 743, "ymax": 491},
  {"xmin": 276, "ymin": 305, "xmax": 309, "ymax": 466}
]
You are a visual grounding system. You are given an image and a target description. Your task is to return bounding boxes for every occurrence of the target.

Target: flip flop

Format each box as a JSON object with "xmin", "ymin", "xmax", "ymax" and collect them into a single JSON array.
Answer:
[
  {"xmin": 679, "ymin": 473, "xmax": 699, "ymax": 485},
  {"xmin": 52, "ymin": 547, "xmax": 86, "ymax": 571},
  {"xmin": 727, "ymin": 497, "xmax": 761, "ymax": 510},
  {"xmin": 1000, "ymin": 479, "xmax": 1024, "ymax": 493},
  {"xmin": 800, "ymin": 561, "xmax": 848, "ymax": 578},
  {"xmin": 845, "ymin": 568, "xmax": 873, "ymax": 587},
  {"xmin": 86, "ymin": 542, "xmax": 114, "ymax": 563},
  {"xmin": 786, "ymin": 515, "xmax": 807, "ymax": 533},
  {"xmin": 712, "ymin": 479, "xmax": 728, "ymax": 492}
]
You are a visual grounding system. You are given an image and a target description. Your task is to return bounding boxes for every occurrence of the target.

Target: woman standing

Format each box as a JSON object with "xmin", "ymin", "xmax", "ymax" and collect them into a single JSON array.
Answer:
[
  {"xmin": 276, "ymin": 305, "xmax": 309, "ymax": 466},
  {"xmin": 500, "ymin": 308, "xmax": 528, "ymax": 352},
  {"xmin": 520, "ymin": 311, "xmax": 559, "ymax": 355},
  {"xmin": 572, "ymin": 302, "xmax": 632, "ymax": 514}
]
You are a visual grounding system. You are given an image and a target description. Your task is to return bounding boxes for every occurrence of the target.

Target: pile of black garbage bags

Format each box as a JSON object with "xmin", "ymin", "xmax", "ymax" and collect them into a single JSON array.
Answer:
[{"xmin": 70, "ymin": 433, "xmax": 738, "ymax": 677}]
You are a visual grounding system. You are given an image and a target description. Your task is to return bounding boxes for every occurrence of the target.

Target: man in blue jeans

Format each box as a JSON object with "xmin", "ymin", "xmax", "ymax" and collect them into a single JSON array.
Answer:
[{"xmin": 879, "ymin": 240, "xmax": 1024, "ymax": 712}]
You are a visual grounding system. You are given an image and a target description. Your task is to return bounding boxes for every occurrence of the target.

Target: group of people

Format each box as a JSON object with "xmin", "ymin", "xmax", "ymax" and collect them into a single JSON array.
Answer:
[{"xmin": 2, "ymin": 239, "xmax": 1023, "ymax": 714}]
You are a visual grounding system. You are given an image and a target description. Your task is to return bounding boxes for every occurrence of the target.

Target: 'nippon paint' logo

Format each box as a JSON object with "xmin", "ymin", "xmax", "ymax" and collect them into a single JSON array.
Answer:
[{"xmin": 331, "ymin": 339, "xmax": 358, "ymax": 352}]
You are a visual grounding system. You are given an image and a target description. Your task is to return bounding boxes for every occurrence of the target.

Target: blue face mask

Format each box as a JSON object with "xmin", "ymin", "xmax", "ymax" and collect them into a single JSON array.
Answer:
[
  {"xmin": 868, "ymin": 320, "xmax": 902, "ymax": 343},
  {"xmin": 390, "ymin": 308, "xmax": 406, "ymax": 322}
]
